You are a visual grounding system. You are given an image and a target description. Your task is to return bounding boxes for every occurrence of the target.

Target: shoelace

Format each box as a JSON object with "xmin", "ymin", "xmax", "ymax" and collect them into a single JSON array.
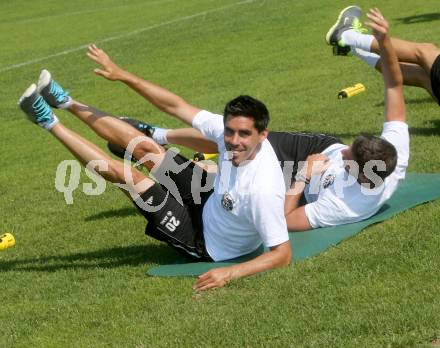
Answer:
[
  {"xmin": 352, "ymin": 18, "xmax": 368, "ymax": 34},
  {"xmin": 32, "ymin": 96, "xmax": 52, "ymax": 121},
  {"xmin": 50, "ymin": 81, "xmax": 68, "ymax": 103}
]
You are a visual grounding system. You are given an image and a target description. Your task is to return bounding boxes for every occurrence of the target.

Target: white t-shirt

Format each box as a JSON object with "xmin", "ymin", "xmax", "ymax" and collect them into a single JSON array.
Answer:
[
  {"xmin": 304, "ymin": 121, "xmax": 409, "ymax": 228},
  {"xmin": 193, "ymin": 110, "xmax": 289, "ymax": 261}
]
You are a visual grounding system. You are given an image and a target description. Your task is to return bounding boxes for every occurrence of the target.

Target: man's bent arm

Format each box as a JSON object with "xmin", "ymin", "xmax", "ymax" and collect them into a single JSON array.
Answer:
[
  {"xmin": 283, "ymin": 154, "xmax": 330, "ymax": 232},
  {"xmin": 286, "ymin": 205, "xmax": 312, "ymax": 231},
  {"xmin": 87, "ymin": 44, "xmax": 201, "ymax": 125},
  {"xmin": 166, "ymin": 128, "xmax": 219, "ymax": 154},
  {"xmin": 194, "ymin": 241, "xmax": 291, "ymax": 291},
  {"xmin": 284, "ymin": 183, "xmax": 312, "ymax": 231}
]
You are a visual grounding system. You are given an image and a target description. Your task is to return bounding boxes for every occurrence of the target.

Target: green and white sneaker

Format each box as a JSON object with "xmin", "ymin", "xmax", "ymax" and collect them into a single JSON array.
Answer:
[
  {"xmin": 332, "ymin": 45, "xmax": 352, "ymax": 56},
  {"xmin": 117, "ymin": 117, "xmax": 156, "ymax": 138},
  {"xmin": 18, "ymin": 84, "xmax": 59, "ymax": 130},
  {"xmin": 37, "ymin": 69, "xmax": 72, "ymax": 108},
  {"xmin": 325, "ymin": 5, "xmax": 366, "ymax": 55}
]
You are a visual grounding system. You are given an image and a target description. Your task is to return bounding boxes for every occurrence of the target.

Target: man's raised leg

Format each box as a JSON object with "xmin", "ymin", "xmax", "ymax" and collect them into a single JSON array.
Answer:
[
  {"xmin": 66, "ymin": 100, "xmax": 165, "ymax": 166},
  {"xmin": 37, "ymin": 69, "xmax": 165, "ymax": 169},
  {"xmin": 327, "ymin": 7, "xmax": 440, "ymax": 101},
  {"xmin": 371, "ymin": 38, "xmax": 440, "ymax": 74},
  {"xmin": 327, "ymin": 8, "xmax": 440, "ymax": 73},
  {"xmin": 51, "ymin": 123, "xmax": 153, "ymax": 194},
  {"xmin": 352, "ymin": 48, "xmax": 435, "ymax": 97},
  {"xmin": 18, "ymin": 84, "xmax": 155, "ymax": 197}
]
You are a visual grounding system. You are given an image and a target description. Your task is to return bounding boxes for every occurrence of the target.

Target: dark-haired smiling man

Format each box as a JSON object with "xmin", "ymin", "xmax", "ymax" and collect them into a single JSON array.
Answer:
[
  {"xmin": 19, "ymin": 43, "xmax": 331, "ymax": 290},
  {"xmin": 282, "ymin": 7, "xmax": 409, "ymax": 230}
]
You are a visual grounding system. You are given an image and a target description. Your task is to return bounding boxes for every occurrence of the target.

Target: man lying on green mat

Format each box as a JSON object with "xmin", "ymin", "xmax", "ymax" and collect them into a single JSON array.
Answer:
[
  {"xmin": 19, "ymin": 75, "xmax": 304, "ymax": 290},
  {"xmin": 108, "ymin": 8, "xmax": 409, "ymax": 232},
  {"xmin": 22, "ymin": 48, "xmax": 336, "ymax": 289}
]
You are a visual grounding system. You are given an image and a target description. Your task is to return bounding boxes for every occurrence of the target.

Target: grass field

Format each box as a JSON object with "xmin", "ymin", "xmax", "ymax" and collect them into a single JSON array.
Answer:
[{"xmin": 1, "ymin": 0, "xmax": 440, "ymax": 347}]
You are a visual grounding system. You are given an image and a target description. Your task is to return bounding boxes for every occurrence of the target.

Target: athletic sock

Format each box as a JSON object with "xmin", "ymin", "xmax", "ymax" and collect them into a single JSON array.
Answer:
[
  {"xmin": 152, "ymin": 127, "xmax": 169, "ymax": 145},
  {"xmin": 57, "ymin": 96, "xmax": 73, "ymax": 109},
  {"xmin": 45, "ymin": 115, "xmax": 60, "ymax": 131},
  {"xmin": 341, "ymin": 30, "xmax": 374, "ymax": 52},
  {"xmin": 352, "ymin": 48, "xmax": 380, "ymax": 68}
]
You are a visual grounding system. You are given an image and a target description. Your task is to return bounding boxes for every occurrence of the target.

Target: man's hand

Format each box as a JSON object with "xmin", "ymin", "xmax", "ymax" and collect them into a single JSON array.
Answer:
[
  {"xmin": 304, "ymin": 154, "xmax": 330, "ymax": 181},
  {"xmin": 86, "ymin": 44, "xmax": 201, "ymax": 124},
  {"xmin": 194, "ymin": 267, "xmax": 233, "ymax": 291},
  {"xmin": 87, "ymin": 44, "xmax": 125, "ymax": 81},
  {"xmin": 365, "ymin": 8, "xmax": 389, "ymax": 43}
]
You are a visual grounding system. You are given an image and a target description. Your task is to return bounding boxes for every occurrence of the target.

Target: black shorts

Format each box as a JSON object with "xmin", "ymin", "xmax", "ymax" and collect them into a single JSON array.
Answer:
[
  {"xmin": 132, "ymin": 152, "xmax": 215, "ymax": 261},
  {"xmin": 267, "ymin": 131, "xmax": 341, "ymax": 186},
  {"xmin": 430, "ymin": 54, "xmax": 440, "ymax": 105}
]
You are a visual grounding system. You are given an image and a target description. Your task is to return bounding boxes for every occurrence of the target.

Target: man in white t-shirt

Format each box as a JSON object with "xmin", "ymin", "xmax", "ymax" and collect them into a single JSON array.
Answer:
[
  {"xmin": 19, "ymin": 45, "xmax": 318, "ymax": 290},
  {"xmin": 105, "ymin": 8, "xmax": 408, "ymax": 232},
  {"xmin": 282, "ymin": 8, "xmax": 408, "ymax": 230}
]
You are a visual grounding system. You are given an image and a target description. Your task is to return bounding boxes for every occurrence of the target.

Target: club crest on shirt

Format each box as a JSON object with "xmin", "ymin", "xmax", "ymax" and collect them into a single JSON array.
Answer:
[
  {"xmin": 323, "ymin": 174, "xmax": 336, "ymax": 189},
  {"xmin": 221, "ymin": 192, "xmax": 235, "ymax": 211}
]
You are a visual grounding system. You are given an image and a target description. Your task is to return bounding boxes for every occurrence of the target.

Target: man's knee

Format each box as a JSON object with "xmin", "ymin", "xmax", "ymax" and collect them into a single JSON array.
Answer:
[
  {"xmin": 132, "ymin": 138, "xmax": 164, "ymax": 159},
  {"xmin": 416, "ymin": 43, "xmax": 440, "ymax": 58}
]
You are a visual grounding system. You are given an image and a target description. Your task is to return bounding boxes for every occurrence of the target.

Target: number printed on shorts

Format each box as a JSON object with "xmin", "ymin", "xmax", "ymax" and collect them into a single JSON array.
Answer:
[
  {"xmin": 160, "ymin": 211, "xmax": 181, "ymax": 232},
  {"xmin": 165, "ymin": 216, "xmax": 180, "ymax": 232}
]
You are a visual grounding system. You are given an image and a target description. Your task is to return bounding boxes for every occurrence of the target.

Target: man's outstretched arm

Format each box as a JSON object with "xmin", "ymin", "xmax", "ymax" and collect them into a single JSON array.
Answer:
[
  {"xmin": 87, "ymin": 44, "xmax": 201, "ymax": 125},
  {"xmin": 194, "ymin": 241, "xmax": 291, "ymax": 291},
  {"xmin": 366, "ymin": 8, "xmax": 406, "ymax": 123}
]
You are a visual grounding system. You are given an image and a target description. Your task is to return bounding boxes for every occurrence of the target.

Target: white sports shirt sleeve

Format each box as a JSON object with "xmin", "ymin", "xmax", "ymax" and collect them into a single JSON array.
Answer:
[
  {"xmin": 192, "ymin": 110, "xmax": 224, "ymax": 145},
  {"xmin": 380, "ymin": 121, "xmax": 409, "ymax": 179},
  {"xmin": 304, "ymin": 193, "xmax": 347, "ymax": 228}
]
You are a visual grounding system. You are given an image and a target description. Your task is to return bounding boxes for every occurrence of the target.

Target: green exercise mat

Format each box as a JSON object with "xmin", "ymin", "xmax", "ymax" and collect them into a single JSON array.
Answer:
[{"xmin": 147, "ymin": 173, "xmax": 440, "ymax": 277}]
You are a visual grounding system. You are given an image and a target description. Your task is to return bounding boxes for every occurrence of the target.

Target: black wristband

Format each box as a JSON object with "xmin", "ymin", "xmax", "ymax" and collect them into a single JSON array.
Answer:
[{"xmin": 295, "ymin": 172, "xmax": 310, "ymax": 185}]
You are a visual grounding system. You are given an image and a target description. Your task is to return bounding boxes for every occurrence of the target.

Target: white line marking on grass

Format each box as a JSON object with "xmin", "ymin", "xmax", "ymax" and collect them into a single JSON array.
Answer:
[
  {"xmin": 0, "ymin": 0, "xmax": 257, "ymax": 73},
  {"xmin": 12, "ymin": 0, "xmax": 175, "ymax": 25},
  {"xmin": 14, "ymin": 9, "xmax": 110, "ymax": 24}
]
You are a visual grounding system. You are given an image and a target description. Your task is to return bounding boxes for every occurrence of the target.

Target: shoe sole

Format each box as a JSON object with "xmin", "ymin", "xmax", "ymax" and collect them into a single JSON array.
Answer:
[
  {"xmin": 325, "ymin": 5, "xmax": 360, "ymax": 45},
  {"xmin": 18, "ymin": 83, "xmax": 37, "ymax": 105},
  {"xmin": 37, "ymin": 69, "xmax": 52, "ymax": 93}
]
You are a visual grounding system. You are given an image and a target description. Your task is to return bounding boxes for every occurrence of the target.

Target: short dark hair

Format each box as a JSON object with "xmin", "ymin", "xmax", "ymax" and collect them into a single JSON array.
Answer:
[
  {"xmin": 223, "ymin": 95, "xmax": 269, "ymax": 132},
  {"xmin": 352, "ymin": 134, "xmax": 398, "ymax": 181}
]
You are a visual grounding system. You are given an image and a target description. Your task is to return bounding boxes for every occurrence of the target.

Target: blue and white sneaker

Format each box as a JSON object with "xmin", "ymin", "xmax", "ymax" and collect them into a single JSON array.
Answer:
[
  {"xmin": 18, "ymin": 84, "xmax": 59, "ymax": 130},
  {"xmin": 37, "ymin": 69, "xmax": 72, "ymax": 109}
]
